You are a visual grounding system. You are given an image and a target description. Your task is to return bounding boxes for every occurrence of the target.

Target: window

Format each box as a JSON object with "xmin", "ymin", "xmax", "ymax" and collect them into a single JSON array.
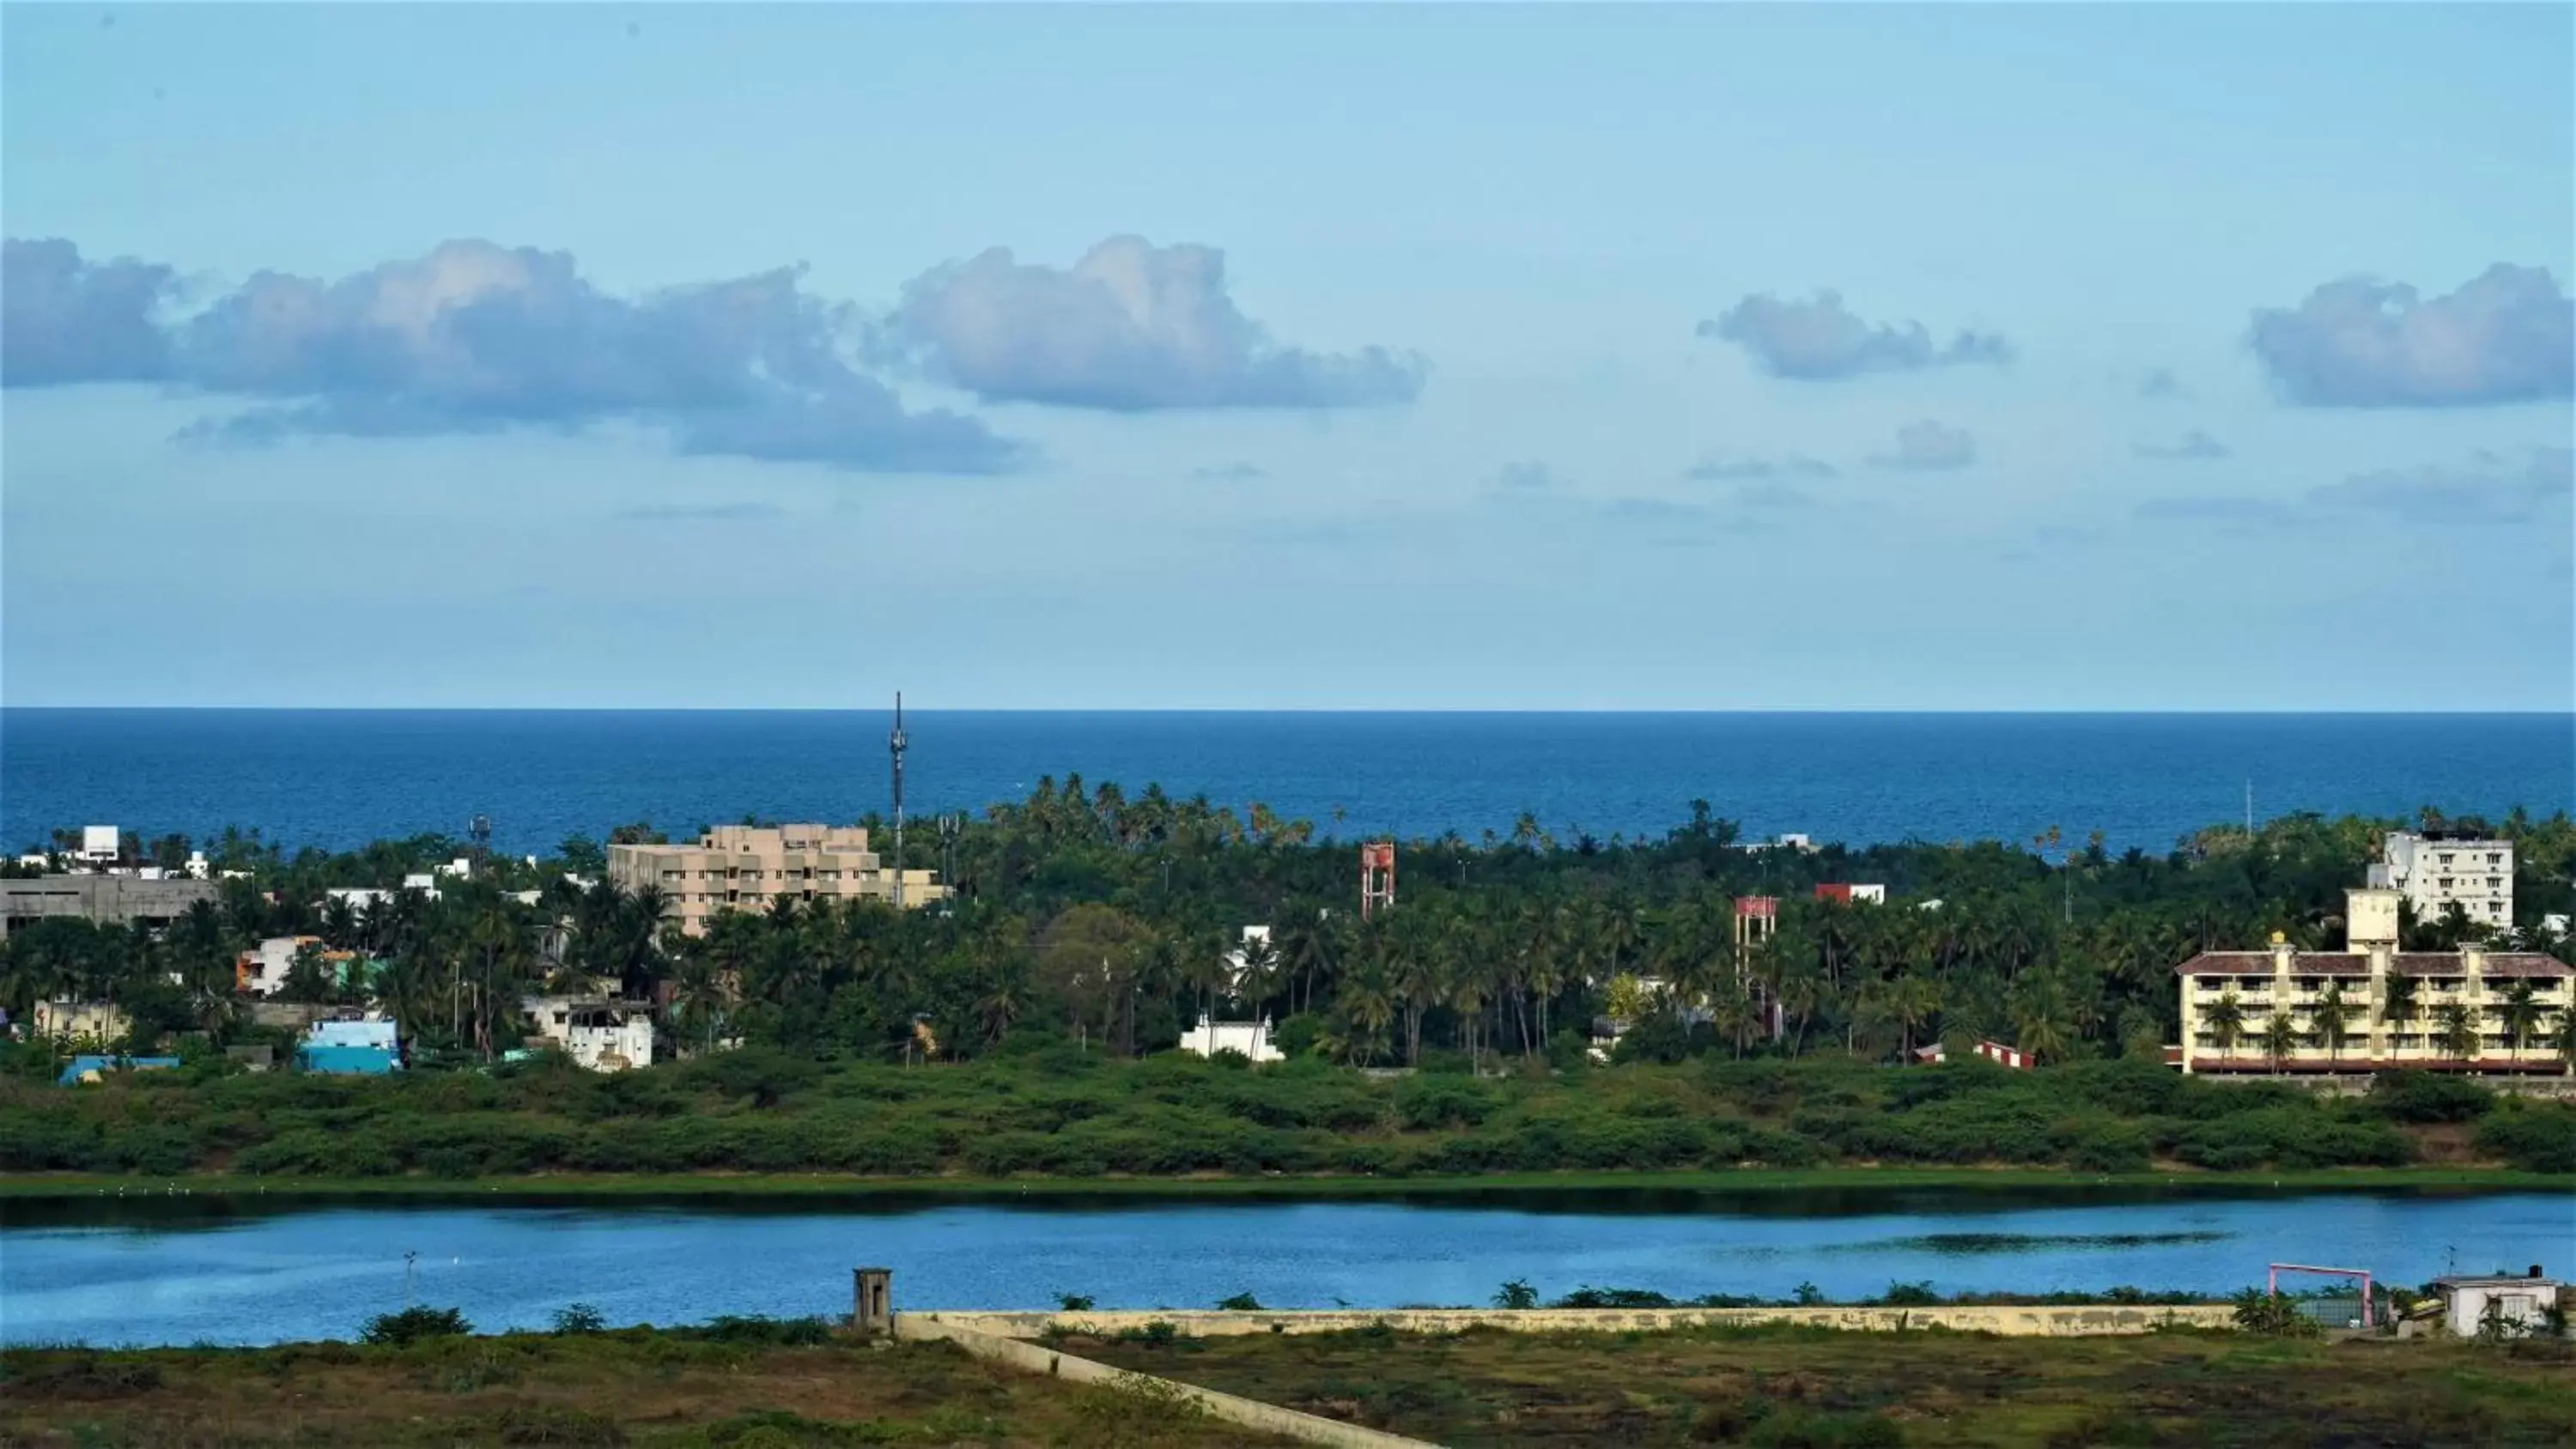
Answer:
[
  {"xmin": 2438, "ymin": 877, "xmax": 2453, "ymax": 888},
  {"xmin": 2438, "ymin": 853, "xmax": 2453, "ymax": 865},
  {"xmin": 2487, "ymin": 853, "xmax": 2502, "ymax": 865}
]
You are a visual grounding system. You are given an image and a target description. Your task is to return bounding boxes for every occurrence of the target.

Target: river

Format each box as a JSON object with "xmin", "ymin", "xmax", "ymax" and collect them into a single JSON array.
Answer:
[{"xmin": 2, "ymin": 1187, "xmax": 2564, "ymax": 1347}]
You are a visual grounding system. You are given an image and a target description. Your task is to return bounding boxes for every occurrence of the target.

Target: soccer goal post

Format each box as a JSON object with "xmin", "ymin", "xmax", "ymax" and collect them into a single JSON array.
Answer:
[{"xmin": 2267, "ymin": 1263, "xmax": 2375, "ymax": 1329}]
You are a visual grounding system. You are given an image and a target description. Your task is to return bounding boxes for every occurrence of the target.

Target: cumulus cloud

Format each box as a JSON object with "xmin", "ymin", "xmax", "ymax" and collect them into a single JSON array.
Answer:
[
  {"xmin": 2135, "ymin": 430, "xmax": 2230, "ymax": 462},
  {"xmin": 2136, "ymin": 367, "xmax": 2184, "ymax": 399},
  {"xmin": 889, "ymin": 235, "xmax": 1426, "ymax": 411},
  {"xmin": 1493, "ymin": 460, "xmax": 1558, "ymax": 491},
  {"xmin": 1192, "ymin": 461, "xmax": 1270, "ymax": 482},
  {"xmin": 2309, "ymin": 446, "xmax": 2571, "ymax": 524},
  {"xmin": 6, "ymin": 237, "xmax": 1021, "ymax": 473},
  {"xmin": 2250, "ymin": 264, "xmax": 2573, "ymax": 407},
  {"xmin": 1696, "ymin": 290, "xmax": 2011, "ymax": 380},
  {"xmin": 2, "ymin": 238, "xmax": 176, "ymax": 385},
  {"xmin": 1682, "ymin": 451, "xmax": 1835, "ymax": 482},
  {"xmin": 1871, "ymin": 420, "xmax": 1976, "ymax": 471}
]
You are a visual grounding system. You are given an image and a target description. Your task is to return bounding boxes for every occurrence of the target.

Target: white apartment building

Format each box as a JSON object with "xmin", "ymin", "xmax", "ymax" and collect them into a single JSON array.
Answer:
[
  {"xmin": 606, "ymin": 824, "xmax": 945, "ymax": 936},
  {"xmin": 2172, "ymin": 888, "xmax": 2570, "ymax": 1074},
  {"xmin": 520, "ymin": 995, "xmax": 656, "ymax": 1071},
  {"xmin": 2374, "ymin": 830, "xmax": 2514, "ymax": 931}
]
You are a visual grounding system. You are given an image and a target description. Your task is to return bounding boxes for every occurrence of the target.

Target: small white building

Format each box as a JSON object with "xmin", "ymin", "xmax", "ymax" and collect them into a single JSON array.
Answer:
[
  {"xmin": 2431, "ymin": 1272, "xmax": 2562, "ymax": 1337},
  {"xmin": 79, "ymin": 826, "xmax": 119, "ymax": 867},
  {"xmin": 520, "ymin": 996, "xmax": 656, "ymax": 1071},
  {"xmin": 1178, "ymin": 1016, "xmax": 1283, "ymax": 1064}
]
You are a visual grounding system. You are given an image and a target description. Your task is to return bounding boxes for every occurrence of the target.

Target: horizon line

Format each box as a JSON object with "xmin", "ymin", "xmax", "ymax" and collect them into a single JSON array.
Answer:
[{"xmin": 1, "ymin": 704, "xmax": 2569, "ymax": 718}]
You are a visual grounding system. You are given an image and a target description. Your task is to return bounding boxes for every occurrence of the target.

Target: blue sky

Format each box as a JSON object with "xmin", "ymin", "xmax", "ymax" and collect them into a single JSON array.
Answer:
[{"xmin": 4, "ymin": 3, "xmax": 2570, "ymax": 710}]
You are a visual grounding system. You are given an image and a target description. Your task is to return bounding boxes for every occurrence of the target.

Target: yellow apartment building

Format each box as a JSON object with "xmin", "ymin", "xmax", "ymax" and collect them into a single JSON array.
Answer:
[{"xmin": 2173, "ymin": 888, "xmax": 2572, "ymax": 1075}]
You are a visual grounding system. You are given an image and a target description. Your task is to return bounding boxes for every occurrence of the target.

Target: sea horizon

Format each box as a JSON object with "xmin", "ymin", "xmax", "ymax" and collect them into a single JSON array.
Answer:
[{"xmin": 5, "ymin": 708, "xmax": 2565, "ymax": 858}]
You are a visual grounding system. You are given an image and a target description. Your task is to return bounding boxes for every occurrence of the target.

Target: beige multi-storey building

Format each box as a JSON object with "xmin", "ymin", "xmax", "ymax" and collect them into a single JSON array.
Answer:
[
  {"xmin": 2172, "ymin": 888, "xmax": 2571, "ymax": 1075},
  {"xmin": 2373, "ymin": 830, "xmax": 2514, "ymax": 931},
  {"xmin": 605, "ymin": 824, "xmax": 945, "ymax": 936}
]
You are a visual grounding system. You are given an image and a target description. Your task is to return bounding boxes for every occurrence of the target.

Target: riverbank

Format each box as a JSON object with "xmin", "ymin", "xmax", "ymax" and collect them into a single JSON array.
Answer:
[
  {"xmin": 4, "ymin": 1163, "xmax": 2567, "ymax": 1203},
  {"xmin": 0, "ymin": 1329, "xmax": 1294, "ymax": 1449},
  {"xmin": 7, "ymin": 1319, "xmax": 2570, "ymax": 1449}
]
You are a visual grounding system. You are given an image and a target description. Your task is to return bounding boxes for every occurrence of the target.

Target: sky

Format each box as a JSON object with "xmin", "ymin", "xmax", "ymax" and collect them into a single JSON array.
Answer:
[{"xmin": 3, "ymin": 3, "xmax": 2571, "ymax": 712}]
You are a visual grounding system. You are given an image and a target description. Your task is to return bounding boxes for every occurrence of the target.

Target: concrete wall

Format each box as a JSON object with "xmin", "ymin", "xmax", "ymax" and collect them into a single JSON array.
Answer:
[
  {"xmin": 905, "ymin": 1303, "xmax": 2235, "ymax": 1340},
  {"xmin": 896, "ymin": 1314, "xmax": 1437, "ymax": 1448}
]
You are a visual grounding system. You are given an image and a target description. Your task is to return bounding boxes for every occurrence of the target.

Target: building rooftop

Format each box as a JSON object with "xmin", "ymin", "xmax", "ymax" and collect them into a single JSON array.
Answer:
[{"xmin": 2175, "ymin": 950, "xmax": 2570, "ymax": 979}]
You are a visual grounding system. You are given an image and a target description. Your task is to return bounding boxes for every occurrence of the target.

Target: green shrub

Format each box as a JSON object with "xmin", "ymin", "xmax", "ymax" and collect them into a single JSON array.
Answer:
[
  {"xmin": 550, "ymin": 1302, "xmax": 606, "ymax": 1334},
  {"xmin": 2368, "ymin": 1070, "xmax": 2495, "ymax": 1124},
  {"xmin": 2229, "ymin": 1288, "xmax": 2321, "ymax": 1337},
  {"xmin": 361, "ymin": 1306, "xmax": 472, "ymax": 1346},
  {"xmin": 1392, "ymin": 1075, "xmax": 1498, "ymax": 1130},
  {"xmin": 2474, "ymin": 1103, "xmax": 2576, "ymax": 1173}
]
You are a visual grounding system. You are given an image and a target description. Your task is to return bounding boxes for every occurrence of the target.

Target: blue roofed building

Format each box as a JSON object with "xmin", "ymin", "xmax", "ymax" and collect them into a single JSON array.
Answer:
[
  {"xmin": 56, "ymin": 1054, "xmax": 182, "ymax": 1087},
  {"xmin": 296, "ymin": 1017, "xmax": 403, "ymax": 1075}
]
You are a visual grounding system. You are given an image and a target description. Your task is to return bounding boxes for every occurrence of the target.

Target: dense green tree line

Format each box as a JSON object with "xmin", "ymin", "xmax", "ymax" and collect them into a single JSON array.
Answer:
[
  {"xmin": 11, "ymin": 790, "xmax": 2571, "ymax": 1075},
  {"xmin": 4, "ymin": 1051, "xmax": 2570, "ymax": 1179}
]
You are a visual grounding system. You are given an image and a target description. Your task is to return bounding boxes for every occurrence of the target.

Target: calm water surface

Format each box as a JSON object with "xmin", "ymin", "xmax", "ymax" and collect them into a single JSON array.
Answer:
[
  {"xmin": 3, "ymin": 1190, "xmax": 2565, "ymax": 1346},
  {"xmin": 5, "ymin": 709, "xmax": 2567, "ymax": 856}
]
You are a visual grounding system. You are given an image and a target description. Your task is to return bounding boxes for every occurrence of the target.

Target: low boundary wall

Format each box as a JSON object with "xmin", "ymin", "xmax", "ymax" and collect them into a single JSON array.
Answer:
[
  {"xmin": 907, "ymin": 1303, "xmax": 2234, "ymax": 1339},
  {"xmin": 895, "ymin": 1313, "xmax": 1436, "ymax": 1448}
]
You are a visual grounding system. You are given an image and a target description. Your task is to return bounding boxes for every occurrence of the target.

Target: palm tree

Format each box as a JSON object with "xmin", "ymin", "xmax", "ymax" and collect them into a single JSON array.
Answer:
[
  {"xmin": 2497, "ymin": 980, "xmax": 2543, "ymax": 1059},
  {"xmin": 2550, "ymin": 1007, "xmax": 2576, "ymax": 1077},
  {"xmin": 2380, "ymin": 973, "xmax": 2420, "ymax": 1041},
  {"xmin": 2433, "ymin": 1002, "xmax": 2480, "ymax": 1063},
  {"xmin": 2008, "ymin": 967, "xmax": 2076, "ymax": 1064},
  {"xmin": 2203, "ymin": 991, "xmax": 2247, "ymax": 1065},
  {"xmin": 2311, "ymin": 980, "xmax": 2360, "ymax": 1065},
  {"xmin": 2260, "ymin": 1012, "xmax": 2299, "ymax": 1074}
]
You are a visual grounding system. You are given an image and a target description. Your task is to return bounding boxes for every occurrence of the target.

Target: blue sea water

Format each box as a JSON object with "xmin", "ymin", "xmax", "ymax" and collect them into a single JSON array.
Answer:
[{"xmin": 1, "ymin": 709, "xmax": 2567, "ymax": 857}]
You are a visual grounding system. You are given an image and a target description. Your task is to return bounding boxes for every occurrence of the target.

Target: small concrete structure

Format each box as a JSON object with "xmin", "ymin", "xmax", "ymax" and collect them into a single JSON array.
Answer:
[
  {"xmin": 2433, "ymin": 1270, "xmax": 2561, "ymax": 1337},
  {"xmin": 853, "ymin": 1267, "xmax": 894, "ymax": 1336}
]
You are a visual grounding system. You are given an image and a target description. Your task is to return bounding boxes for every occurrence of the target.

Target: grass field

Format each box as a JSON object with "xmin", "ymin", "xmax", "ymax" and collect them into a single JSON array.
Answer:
[
  {"xmin": 9, "ymin": 1319, "xmax": 2573, "ymax": 1448},
  {"xmin": 1080, "ymin": 1322, "xmax": 2576, "ymax": 1447},
  {"xmin": 0, "ymin": 1330, "xmax": 1290, "ymax": 1449},
  {"xmin": 2, "ymin": 1164, "xmax": 2564, "ymax": 1203}
]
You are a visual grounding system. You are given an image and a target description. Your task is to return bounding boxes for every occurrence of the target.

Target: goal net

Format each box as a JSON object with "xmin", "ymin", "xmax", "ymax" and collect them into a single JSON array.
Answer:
[{"xmin": 2267, "ymin": 1263, "xmax": 2375, "ymax": 1330}]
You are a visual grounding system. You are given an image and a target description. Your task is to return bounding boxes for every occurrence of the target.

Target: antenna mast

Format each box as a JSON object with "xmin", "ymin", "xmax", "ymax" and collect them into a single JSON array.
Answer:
[
  {"xmin": 2244, "ymin": 779, "xmax": 2252, "ymax": 838},
  {"xmin": 890, "ymin": 693, "xmax": 907, "ymax": 909}
]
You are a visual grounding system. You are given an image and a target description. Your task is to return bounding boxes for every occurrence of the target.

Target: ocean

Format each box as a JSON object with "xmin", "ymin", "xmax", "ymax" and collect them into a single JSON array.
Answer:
[{"xmin": 1, "ymin": 710, "xmax": 2565, "ymax": 858}]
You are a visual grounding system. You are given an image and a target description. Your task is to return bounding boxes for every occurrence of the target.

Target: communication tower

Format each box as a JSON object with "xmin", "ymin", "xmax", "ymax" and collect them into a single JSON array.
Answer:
[
  {"xmin": 889, "ymin": 694, "xmax": 907, "ymax": 909},
  {"xmin": 1360, "ymin": 841, "xmax": 1396, "ymax": 918},
  {"xmin": 468, "ymin": 815, "xmax": 492, "ymax": 879}
]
